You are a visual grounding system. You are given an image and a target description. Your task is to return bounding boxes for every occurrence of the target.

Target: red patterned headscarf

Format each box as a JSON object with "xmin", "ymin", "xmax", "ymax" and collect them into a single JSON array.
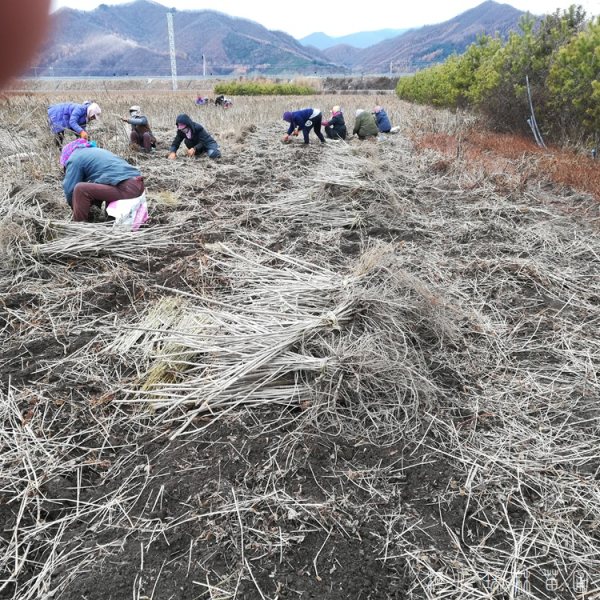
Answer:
[{"xmin": 60, "ymin": 139, "xmax": 94, "ymax": 167}]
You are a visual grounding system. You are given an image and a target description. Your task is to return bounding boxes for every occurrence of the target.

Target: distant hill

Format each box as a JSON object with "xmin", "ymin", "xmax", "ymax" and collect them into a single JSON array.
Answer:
[
  {"xmin": 339, "ymin": 0, "xmax": 526, "ymax": 72},
  {"xmin": 300, "ymin": 29, "xmax": 409, "ymax": 50},
  {"xmin": 320, "ymin": 44, "xmax": 363, "ymax": 67},
  {"xmin": 32, "ymin": 0, "xmax": 341, "ymax": 77},
  {"xmin": 30, "ymin": 0, "xmax": 528, "ymax": 77}
]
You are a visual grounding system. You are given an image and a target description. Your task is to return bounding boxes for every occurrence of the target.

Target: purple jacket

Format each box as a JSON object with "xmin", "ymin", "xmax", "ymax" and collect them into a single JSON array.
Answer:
[{"xmin": 47, "ymin": 102, "xmax": 91, "ymax": 134}]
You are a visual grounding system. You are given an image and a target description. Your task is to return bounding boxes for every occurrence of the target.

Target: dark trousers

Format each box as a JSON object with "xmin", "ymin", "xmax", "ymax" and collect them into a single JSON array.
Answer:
[
  {"xmin": 130, "ymin": 131, "xmax": 156, "ymax": 152},
  {"xmin": 72, "ymin": 176, "xmax": 145, "ymax": 222},
  {"xmin": 325, "ymin": 128, "xmax": 345, "ymax": 140},
  {"xmin": 303, "ymin": 114, "xmax": 325, "ymax": 144},
  {"xmin": 54, "ymin": 130, "xmax": 78, "ymax": 147},
  {"xmin": 183, "ymin": 139, "xmax": 221, "ymax": 159}
]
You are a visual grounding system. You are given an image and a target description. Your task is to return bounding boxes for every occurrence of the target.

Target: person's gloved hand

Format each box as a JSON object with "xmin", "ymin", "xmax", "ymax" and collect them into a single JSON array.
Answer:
[
  {"xmin": 186, "ymin": 147, "xmax": 196, "ymax": 157},
  {"xmin": 79, "ymin": 130, "xmax": 88, "ymax": 139},
  {"xmin": 167, "ymin": 152, "xmax": 177, "ymax": 160}
]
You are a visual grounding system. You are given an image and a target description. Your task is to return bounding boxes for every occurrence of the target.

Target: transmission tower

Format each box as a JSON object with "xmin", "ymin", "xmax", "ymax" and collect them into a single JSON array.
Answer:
[{"xmin": 166, "ymin": 11, "xmax": 178, "ymax": 91}]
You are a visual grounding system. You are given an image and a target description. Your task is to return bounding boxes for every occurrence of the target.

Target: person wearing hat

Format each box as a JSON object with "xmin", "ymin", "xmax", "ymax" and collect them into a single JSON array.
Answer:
[
  {"xmin": 61, "ymin": 139, "xmax": 144, "ymax": 222},
  {"xmin": 353, "ymin": 109, "xmax": 379, "ymax": 140},
  {"xmin": 322, "ymin": 105, "xmax": 347, "ymax": 140},
  {"xmin": 48, "ymin": 100, "xmax": 101, "ymax": 145},
  {"xmin": 168, "ymin": 113, "xmax": 221, "ymax": 160},
  {"xmin": 282, "ymin": 108, "xmax": 325, "ymax": 145},
  {"xmin": 122, "ymin": 105, "xmax": 156, "ymax": 153},
  {"xmin": 373, "ymin": 106, "xmax": 392, "ymax": 133}
]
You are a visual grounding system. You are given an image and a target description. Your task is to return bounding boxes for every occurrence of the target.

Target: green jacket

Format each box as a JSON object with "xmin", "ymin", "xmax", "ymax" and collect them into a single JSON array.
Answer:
[{"xmin": 353, "ymin": 112, "xmax": 379, "ymax": 138}]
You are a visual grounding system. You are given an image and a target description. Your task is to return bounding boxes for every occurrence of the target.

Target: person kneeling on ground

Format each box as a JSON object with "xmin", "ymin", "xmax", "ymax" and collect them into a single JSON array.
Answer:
[
  {"xmin": 61, "ymin": 139, "xmax": 144, "ymax": 222},
  {"xmin": 373, "ymin": 105, "xmax": 393, "ymax": 133},
  {"xmin": 122, "ymin": 105, "xmax": 156, "ymax": 153},
  {"xmin": 322, "ymin": 105, "xmax": 347, "ymax": 140},
  {"xmin": 168, "ymin": 114, "xmax": 221, "ymax": 160},
  {"xmin": 282, "ymin": 108, "xmax": 325, "ymax": 145},
  {"xmin": 353, "ymin": 109, "xmax": 379, "ymax": 140}
]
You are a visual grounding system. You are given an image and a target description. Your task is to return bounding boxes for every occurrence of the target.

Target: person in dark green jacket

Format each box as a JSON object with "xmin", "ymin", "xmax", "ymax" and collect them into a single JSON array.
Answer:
[{"xmin": 352, "ymin": 109, "xmax": 379, "ymax": 140}]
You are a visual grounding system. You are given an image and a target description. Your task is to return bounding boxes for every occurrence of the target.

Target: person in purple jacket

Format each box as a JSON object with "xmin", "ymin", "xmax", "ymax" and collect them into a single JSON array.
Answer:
[
  {"xmin": 47, "ymin": 101, "xmax": 101, "ymax": 145},
  {"xmin": 282, "ymin": 108, "xmax": 325, "ymax": 145}
]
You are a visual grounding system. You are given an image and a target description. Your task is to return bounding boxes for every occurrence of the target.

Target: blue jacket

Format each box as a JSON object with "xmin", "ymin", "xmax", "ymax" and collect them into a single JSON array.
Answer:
[
  {"xmin": 63, "ymin": 147, "xmax": 141, "ymax": 206},
  {"xmin": 287, "ymin": 108, "xmax": 321, "ymax": 143},
  {"xmin": 48, "ymin": 102, "xmax": 91, "ymax": 134},
  {"xmin": 375, "ymin": 109, "xmax": 392, "ymax": 133}
]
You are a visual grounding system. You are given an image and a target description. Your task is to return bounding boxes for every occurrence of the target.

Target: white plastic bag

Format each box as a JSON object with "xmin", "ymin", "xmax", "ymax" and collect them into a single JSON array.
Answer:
[{"xmin": 106, "ymin": 192, "xmax": 148, "ymax": 232}]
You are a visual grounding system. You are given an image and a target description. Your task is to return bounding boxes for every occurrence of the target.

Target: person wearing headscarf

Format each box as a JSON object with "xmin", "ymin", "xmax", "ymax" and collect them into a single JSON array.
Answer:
[
  {"xmin": 373, "ymin": 106, "xmax": 392, "ymax": 133},
  {"xmin": 352, "ymin": 109, "xmax": 379, "ymax": 140},
  {"xmin": 48, "ymin": 100, "xmax": 101, "ymax": 145},
  {"xmin": 321, "ymin": 105, "xmax": 347, "ymax": 140},
  {"xmin": 282, "ymin": 108, "xmax": 325, "ymax": 145},
  {"xmin": 168, "ymin": 113, "xmax": 221, "ymax": 160},
  {"xmin": 122, "ymin": 105, "xmax": 156, "ymax": 153},
  {"xmin": 61, "ymin": 140, "xmax": 143, "ymax": 222}
]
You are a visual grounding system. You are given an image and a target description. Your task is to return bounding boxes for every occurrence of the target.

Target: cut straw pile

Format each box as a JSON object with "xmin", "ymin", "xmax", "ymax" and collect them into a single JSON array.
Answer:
[{"xmin": 112, "ymin": 241, "xmax": 444, "ymax": 441}]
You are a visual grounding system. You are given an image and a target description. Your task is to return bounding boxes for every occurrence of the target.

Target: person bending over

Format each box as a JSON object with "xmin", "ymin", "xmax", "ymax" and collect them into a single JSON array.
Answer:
[
  {"xmin": 61, "ymin": 139, "xmax": 144, "ymax": 222},
  {"xmin": 48, "ymin": 101, "xmax": 101, "ymax": 145},
  {"xmin": 282, "ymin": 108, "xmax": 325, "ymax": 145},
  {"xmin": 353, "ymin": 109, "xmax": 379, "ymax": 140}
]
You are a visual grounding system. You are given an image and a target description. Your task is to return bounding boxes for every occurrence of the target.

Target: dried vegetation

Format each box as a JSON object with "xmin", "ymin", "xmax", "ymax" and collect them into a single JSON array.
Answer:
[{"xmin": 0, "ymin": 92, "xmax": 599, "ymax": 600}]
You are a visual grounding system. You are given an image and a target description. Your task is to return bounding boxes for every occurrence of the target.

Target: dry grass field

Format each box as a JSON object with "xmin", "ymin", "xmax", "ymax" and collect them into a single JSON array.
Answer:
[{"xmin": 0, "ymin": 89, "xmax": 599, "ymax": 600}]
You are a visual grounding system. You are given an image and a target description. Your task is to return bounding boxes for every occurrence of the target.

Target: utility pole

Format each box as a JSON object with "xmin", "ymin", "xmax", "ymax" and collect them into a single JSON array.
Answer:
[
  {"xmin": 202, "ymin": 54, "xmax": 206, "ymax": 78},
  {"xmin": 166, "ymin": 10, "xmax": 178, "ymax": 91}
]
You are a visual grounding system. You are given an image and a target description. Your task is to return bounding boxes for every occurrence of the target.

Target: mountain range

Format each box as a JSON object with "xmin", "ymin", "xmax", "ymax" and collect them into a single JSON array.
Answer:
[
  {"xmin": 341, "ymin": 0, "xmax": 525, "ymax": 72},
  {"xmin": 31, "ymin": 0, "xmax": 526, "ymax": 77},
  {"xmin": 300, "ymin": 29, "xmax": 410, "ymax": 50}
]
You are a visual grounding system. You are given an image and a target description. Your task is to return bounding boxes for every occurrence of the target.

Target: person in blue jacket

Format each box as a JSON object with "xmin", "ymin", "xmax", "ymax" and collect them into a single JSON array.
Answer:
[
  {"xmin": 61, "ymin": 140, "xmax": 144, "ymax": 222},
  {"xmin": 48, "ymin": 101, "xmax": 101, "ymax": 145},
  {"xmin": 282, "ymin": 108, "xmax": 325, "ymax": 144},
  {"xmin": 373, "ymin": 106, "xmax": 392, "ymax": 133},
  {"xmin": 167, "ymin": 113, "xmax": 221, "ymax": 160}
]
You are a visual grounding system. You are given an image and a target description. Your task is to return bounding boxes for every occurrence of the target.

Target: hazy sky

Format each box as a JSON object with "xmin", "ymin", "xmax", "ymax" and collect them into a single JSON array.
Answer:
[{"xmin": 50, "ymin": 0, "xmax": 600, "ymax": 38}]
